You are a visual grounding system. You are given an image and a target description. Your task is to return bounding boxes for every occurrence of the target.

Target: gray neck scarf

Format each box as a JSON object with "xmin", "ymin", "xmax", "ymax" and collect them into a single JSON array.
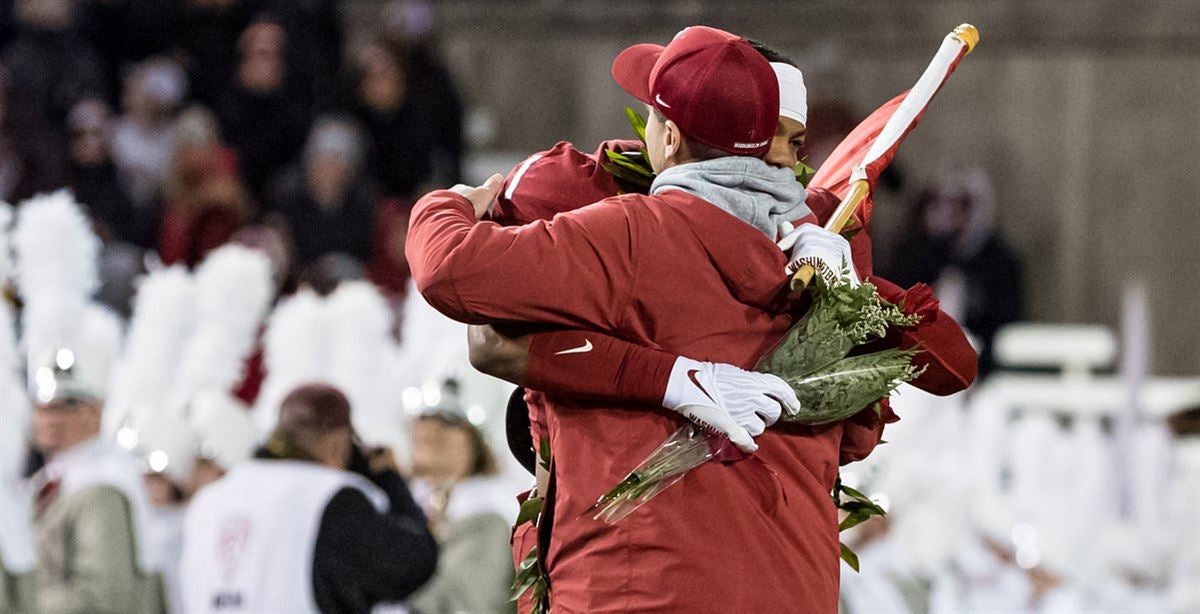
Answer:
[{"xmin": 651, "ymin": 157, "xmax": 810, "ymax": 240}]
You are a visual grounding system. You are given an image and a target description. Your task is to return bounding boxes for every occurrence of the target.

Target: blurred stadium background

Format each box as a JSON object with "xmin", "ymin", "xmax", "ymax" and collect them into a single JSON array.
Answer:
[{"xmin": 0, "ymin": 0, "xmax": 1197, "ymax": 612}]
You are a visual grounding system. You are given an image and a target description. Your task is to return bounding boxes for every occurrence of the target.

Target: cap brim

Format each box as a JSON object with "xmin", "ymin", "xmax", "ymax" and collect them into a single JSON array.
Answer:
[{"xmin": 611, "ymin": 43, "xmax": 663, "ymax": 104}]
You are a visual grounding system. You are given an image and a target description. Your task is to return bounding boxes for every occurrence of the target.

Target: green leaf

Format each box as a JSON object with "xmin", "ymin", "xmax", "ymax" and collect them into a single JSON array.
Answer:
[
  {"xmin": 604, "ymin": 150, "xmax": 654, "ymax": 178},
  {"xmin": 510, "ymin": 569, "xmax": 539, "ymax": 601},
  {"xmin": 794, "ymin": 160, "xmax": 816, "ymax": 186},
  {"xmin": 538, "ymin": 436, "xmax": 551, "ymax": 470},
  {"xmin": 840, "ymin": 485, "xmax": 872, "ymax": 503},
  {"xmin": 602, "ymin": 159, "xmax": 654, "ymax": 191},
  {"xmin": 625, "ymin": 107, "xmax": 647, "ymax": 143},
  {"xmin": 530, "ymin": 580, "xmax": 550, "ymax": 614},
  {"xmin": 839, "ymin": 486, "xmax": 886, "ymax": 516},
  {"xmin": 840, "ymin": 542, "xmax": 861, "ymax": 572},
  {"xmin": 839, "ymin": 511, "xmax": 872, "ymax": 532},
  {"xmin": 516, "ymin": 496, "xmax": 543, "ymax": 526},
  {"xmin": 838, "ymin": 500, "xmax": 885, "ymax": 516},
  {"xmin": 510, "ymin": 546, "xmax": 543, "ymax": 601}
]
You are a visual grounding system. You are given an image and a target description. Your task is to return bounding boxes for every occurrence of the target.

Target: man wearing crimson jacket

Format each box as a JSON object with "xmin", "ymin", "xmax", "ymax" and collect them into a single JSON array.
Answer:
[
  {"xmin": 468, "ymin": 45, "xmax": 977, "ymax": 612},
  {"xmin": 407, "ymin": 27, "xmax": 971, "ymax": 612},
  {"xmin": 472, "ymin": 43, "xmax": 976, "ymax": 470}
]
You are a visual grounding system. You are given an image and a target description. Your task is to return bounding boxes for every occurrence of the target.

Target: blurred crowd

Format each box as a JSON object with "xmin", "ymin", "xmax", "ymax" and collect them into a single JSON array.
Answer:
[
  {"xmin": 0, "ymin": 1, "xmax": 1194, "ymax": 613},
  {"xmin": 0, "ymin": 192, "xmax": 520, "ymax": 613},
  {"xmin": 0, "ymin": 1, "xmax": 533, "ymax": 613},
  {"xmin": 0, "ymin": 0, "xmax": 464, "ymax": 314}
]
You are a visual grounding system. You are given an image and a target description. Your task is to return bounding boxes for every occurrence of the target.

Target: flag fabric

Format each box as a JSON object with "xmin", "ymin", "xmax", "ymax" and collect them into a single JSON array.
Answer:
[{"xmin": 809, "ymin": 33, "xmax": 972, "ymax": 232}]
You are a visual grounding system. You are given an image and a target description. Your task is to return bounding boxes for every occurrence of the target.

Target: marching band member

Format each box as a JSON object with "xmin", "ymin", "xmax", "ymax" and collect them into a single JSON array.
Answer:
[{"xmin": 16, "ymin": 193, "xmax": 165, "ymax": 614}]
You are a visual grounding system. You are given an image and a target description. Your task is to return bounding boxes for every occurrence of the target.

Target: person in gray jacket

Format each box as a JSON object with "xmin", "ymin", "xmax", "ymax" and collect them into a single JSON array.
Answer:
[
  {"xmin": 408, "ymin": 396, "xmax": 516, "ymax": 614},
  {"xmin": 27, "ymin": 345, "xmax": 164, "ymax": 614}
]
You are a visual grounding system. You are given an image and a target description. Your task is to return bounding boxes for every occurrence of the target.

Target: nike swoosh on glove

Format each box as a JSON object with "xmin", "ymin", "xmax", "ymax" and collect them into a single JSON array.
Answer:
[
  {"xmin": 777, "ymin": 223, "xmax": 860, "ymax": 286},
  {"xmin": 662, "ymin": 357, "xmax": 800, "ymax": 453}
]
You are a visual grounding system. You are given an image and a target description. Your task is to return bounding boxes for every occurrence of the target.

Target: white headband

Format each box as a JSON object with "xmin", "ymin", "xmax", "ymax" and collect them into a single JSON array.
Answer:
[{"xmin": 771, "ymin": 62, "xmax": 808, "ymax": 125}]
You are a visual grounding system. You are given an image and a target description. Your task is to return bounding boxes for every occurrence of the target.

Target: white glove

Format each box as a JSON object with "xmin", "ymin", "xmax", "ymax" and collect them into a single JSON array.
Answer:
[
  {"xmin": 777, "ymin": 223, "xmax": 860, "ymax": 286},
  {"xmin": 662, "ymin": 357, "xmax": 800, "ymax": 453}
]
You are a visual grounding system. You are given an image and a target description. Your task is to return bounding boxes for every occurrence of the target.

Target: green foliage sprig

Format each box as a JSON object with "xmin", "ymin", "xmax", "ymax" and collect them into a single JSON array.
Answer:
[{"xmin": 833, "ymin": 476, "xmax": 888, "ymax": 572}]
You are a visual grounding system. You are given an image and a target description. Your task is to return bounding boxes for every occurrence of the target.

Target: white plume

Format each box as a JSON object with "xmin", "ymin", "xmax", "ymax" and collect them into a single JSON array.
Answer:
[
  {"xmin": 189, "ymin": 391, "xmax": 261, "ymax": 471},
  {"xmin": 253, "ymin": 282, "xmax": 404, "ymax": 443},
  {"xmin": 0, "ymin": 297, "xmax": 19, "ymax": 380},
  {"xmin": 173, "ymin": 245, "xmax": 274, "ymax": 405},
  {"xmin": 13, "ymin": 191, "xmax": 100, "ymax": 360},
  {"xmin": 392, "ymin": 279, "xmax": 516, "ymax": 454},
  {"xmin": 254, "ymin": 288, "xmax": 331, "ymax": 432},
  {"xmin": 81, "ymin": 304, "xmax": 125, "ymax": 374},
  {"xmin": 0, "ymin": 202, "xmax": 14, "ymax": 286},
  {"xmin": 67, "ymin": 304, "xmax": 125, "ymax": 404},
  {"xmin": 13, "ymin": 190, "xmax": 99, "ymax": 300},
  {"xmin": 106, "ymin": 266, "xmax": 198, "ymax": 434},
  {"xmin": 326, "ymin": 281, "xmax": 399, "ymax": 444},
  {"xmin": 130, "ymin": 406, "xmax": 197, "ymax": 484},
  {"xmin": 0, "ymin": 298, "xmax": 30, "ymax": 480}
]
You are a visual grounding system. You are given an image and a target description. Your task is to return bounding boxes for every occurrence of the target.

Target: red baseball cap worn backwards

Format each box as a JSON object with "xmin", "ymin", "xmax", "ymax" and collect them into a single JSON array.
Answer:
[{"xmin": 611, "ymin": 26, "xmax": 779, "ymax": 157}]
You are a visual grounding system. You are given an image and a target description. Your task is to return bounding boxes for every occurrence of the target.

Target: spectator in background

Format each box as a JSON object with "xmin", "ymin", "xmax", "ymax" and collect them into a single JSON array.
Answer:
[
  {"xmin": 408, "ymin": 391, "xmax": 515, "ymax": 614},
  {"xmin": 66, "ymin": 98, "xmax": 146, "ymax": 316},
  {"xmin": 181, "ymin": 384, "xmax": 438, "ymax": 613},
  {"xmin": 885, "ymin": 168, "xmax": 1023, "ymax": 375},
  {"xmin": 178, "ymin": 0, "xmax": 343, "ymax": 112},
  {"xmin": 112, "ymin": 58, "xmax": 187, "ymax": 215},
  {"xmin": 269, "ymin": 116, "xmax": 377, "ymax": 276},
  {"xmin": 269, "ymin": 0, "xmax": 344, "ymax": 114},
  {"xmin": 2, "ymin": 0, "xmax": 104, "ymax": 158},
  {"xmin": 0, "ymin": 61, "xmax": 66, "ymax": 202},
  {"xmin": 159, "ymin": 105, "xmax": 251, "ymax": 266},
  {"xmin": 66, "ymin": 99, "xmax": 131, "ymax": 240},
  {"xmin": 178, "ymin": 0, "xmax": 261, "ymax": 109},
  {"xmin": 217, "ymin": 14, "xmax": 311, "ymax": 202},
  {"xmin": 75, "ymin": 0, "xmax": 186, "ymax": 105},
  {"xmin": 351, "ymin": 34, "xmax": 463, "ymax": 201}
]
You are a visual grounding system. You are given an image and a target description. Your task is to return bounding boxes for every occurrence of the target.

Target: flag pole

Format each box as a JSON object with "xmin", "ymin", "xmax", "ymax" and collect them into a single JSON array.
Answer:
[{"xmin": 792, "ymin": 23, "xmax": 979, "ymax": 290}]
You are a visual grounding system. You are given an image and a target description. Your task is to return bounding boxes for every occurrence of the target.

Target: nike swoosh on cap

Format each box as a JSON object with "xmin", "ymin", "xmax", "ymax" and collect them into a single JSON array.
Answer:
[
  {"xmin": 554, "ymin": 339, "xmax": 593, "ymax": 355},
  {"xmin": 654, "ymin": 93, "xmax": 671, "ymax": 108}
]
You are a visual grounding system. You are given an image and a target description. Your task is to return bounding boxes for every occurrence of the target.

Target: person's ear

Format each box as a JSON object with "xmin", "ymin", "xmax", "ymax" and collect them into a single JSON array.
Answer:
[{"xmin": 663, "ymin": 119, "xmax": 682, "ymax": 161}]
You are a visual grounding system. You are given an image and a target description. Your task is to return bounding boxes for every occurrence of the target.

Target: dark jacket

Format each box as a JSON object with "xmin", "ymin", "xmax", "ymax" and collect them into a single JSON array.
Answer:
[{"xmin": 254, "ymin": 446, "xmax": 439, "ymax": 613}]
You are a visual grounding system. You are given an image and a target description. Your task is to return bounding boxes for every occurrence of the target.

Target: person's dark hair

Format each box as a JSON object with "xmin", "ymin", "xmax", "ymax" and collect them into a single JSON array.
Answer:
[
  {"xmin": 747, "ymin": 39, "xmax": 797, "ymax": 67},
  {"xmin": 650, "ymin": 107, "xmax": 733, "ymax": 162},
  {"xmin": 263, "ymin": 384, "xmax": 354, "ymax": 462},
  {"xmin": 278, "ymin": 384, "xmax": 353, "ymax": 432},
  {"xmin": 463, "ymin": 421, "xmax": 498, "ymax": 477}
]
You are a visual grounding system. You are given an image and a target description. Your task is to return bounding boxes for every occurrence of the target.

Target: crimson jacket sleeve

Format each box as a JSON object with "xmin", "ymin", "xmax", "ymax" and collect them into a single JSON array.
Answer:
[
  {"xmin": 491, "ymin": 139, "xmax": 640, "ymax": 226},
  {"xmin": 405, "ymin": 190, "xmax": 637, "ymax": 329},
  {"xmin": 525, "ymin": 329, "xmax": 677, "ymax": 406}
]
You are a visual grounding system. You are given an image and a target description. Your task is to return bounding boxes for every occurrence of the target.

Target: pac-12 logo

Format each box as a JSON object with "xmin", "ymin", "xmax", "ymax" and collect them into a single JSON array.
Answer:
[
  {"xmin": 217, "ymin": 516, "xmax": 252, "ymax": 583},
  {"xmin": 213, "ymin": 516, "xmax": 252, "ymax": 609}
]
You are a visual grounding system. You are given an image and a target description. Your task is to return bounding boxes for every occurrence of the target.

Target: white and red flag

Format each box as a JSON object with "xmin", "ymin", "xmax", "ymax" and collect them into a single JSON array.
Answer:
[{"xmin": 794, "ymin": 23, "xmax": 979, "ymax": 286}]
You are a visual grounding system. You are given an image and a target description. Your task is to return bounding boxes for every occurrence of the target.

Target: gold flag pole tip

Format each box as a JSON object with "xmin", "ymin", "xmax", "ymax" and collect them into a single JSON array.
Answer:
[{"xmin": 953, "ymin": 24, "xmax": 980, "ymax": 53}]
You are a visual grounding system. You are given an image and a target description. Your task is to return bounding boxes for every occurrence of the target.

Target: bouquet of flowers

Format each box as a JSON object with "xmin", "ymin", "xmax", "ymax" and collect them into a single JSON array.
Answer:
[{"xmin": 591, "ymin": 269, "xmax": 924, "ymax": 523}]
